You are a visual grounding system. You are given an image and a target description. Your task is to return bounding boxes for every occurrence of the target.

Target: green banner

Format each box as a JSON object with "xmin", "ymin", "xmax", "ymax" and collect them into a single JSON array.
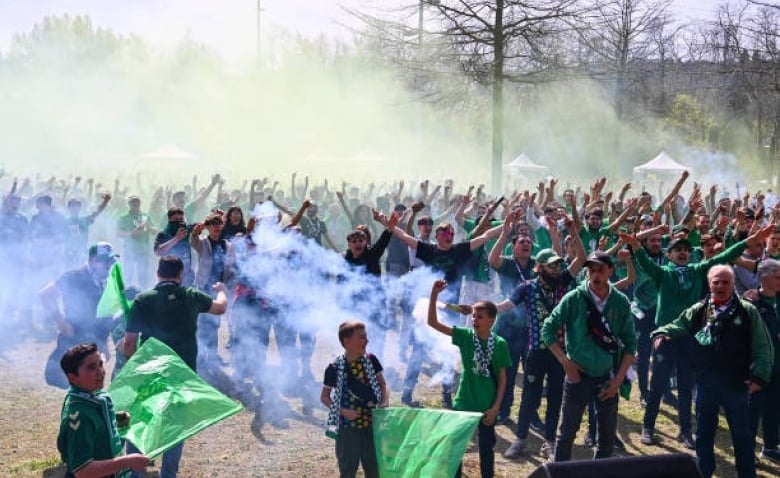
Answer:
[
  {"xmin": 373, "ymin": 407, "xmax": 482, "ymax": 478},
  {"xmin": 109, "ymin": 338, "xmax": 243, "ymax": 458},
  {"xmin": 96, "ymin": 262, "xmax": 131, "ymax": 320}
]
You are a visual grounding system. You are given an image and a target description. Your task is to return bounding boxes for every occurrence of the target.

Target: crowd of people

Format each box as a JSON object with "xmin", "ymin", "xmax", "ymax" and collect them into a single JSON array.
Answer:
[{"xmin": 12, "ymin": 169, "xmax": 777, "ymax": 478}]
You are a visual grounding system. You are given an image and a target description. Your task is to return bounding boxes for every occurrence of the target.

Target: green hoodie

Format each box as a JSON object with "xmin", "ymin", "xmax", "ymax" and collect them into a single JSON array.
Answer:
[
  {"xmin": 541, "ymin": 281, "xmax": 637, "ymax": 377},
  {"xmin": 633, "ymin": 239, "xmax": 747, "ymax": 327}
]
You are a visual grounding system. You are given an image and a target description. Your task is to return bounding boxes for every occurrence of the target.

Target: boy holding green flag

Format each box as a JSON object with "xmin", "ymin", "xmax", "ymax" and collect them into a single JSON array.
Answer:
[{"xmin": 428, "ymin": 280, "xmax": 511, "ymax": 478}]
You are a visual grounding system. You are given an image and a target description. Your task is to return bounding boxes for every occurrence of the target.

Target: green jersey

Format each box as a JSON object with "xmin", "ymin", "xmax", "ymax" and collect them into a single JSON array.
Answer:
[
  {"xmin": 451, "ymin": 326, "xmax": 511, "ymax": 412},
  {"xmin": 57, "ymin": 386, "xmax": 128, "ymax": 477}
]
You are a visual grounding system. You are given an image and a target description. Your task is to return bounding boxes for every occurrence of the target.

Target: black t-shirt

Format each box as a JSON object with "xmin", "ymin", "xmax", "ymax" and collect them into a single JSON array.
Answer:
[
  {"xmin": 55, "ymin": 266, "xmax": 104, "ymax": 332},
  {"xmin": 415, "ymin": 241, "xmax": 472, "ymax": 283}
]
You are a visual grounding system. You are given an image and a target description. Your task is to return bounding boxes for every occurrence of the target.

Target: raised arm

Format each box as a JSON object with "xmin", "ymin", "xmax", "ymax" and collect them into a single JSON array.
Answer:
[
  {"xmin": 660, "ymin": 170, "xmax": 689, "ymax": 211},
  {"xmin": 289, "ymin": 199, "xmax": 311, "ymax": 228},
  {"xmin": 563, "ymin": 215, "xmax": 587, "ymax": 276},
  {"xmin": 607, "ymin": 198, "xmax": 639, "ymax": 235},
  {"xmin": 428, "ymin": 280, "xmax": 453, "ymax": 336},
  {"xmin": 86, "ymin": 192, "xmax": 112, "ymax": 221},
  {"xmin": 335, "ymin": 191, "xmax": 355, "ymax": 225},
  {"xmin": 613, "ymin": 248, "xmax": 636, "ymax": 291},
  {"xmin": 469, "ymin": 224, "xmax": 503, "ymax": 251},
  {"xmin": 489, "ymin": 216, "xmax": 513, "ymax": 269}
]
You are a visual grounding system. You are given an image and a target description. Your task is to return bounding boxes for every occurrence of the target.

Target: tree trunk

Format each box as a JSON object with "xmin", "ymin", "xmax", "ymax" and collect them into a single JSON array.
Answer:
[{"xmin": 491, "ymin": 0, "xmax": 505, "ymax": 194}]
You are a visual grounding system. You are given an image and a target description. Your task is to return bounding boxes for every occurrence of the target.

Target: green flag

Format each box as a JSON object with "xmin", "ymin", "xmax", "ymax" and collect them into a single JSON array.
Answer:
[
  {"xmin": 372, "ymin": 407, "xmax": 482, "ymax": 478},
  {"xmin": 109, "ymin": 338, "xmax": 243, "ymax": 458},
  {"xmin": 97, "ymin": 262, "xmax": 131, "ymax": 320}
]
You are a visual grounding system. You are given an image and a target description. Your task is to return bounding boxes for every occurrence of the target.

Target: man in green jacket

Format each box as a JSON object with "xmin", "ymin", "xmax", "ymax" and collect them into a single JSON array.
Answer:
[
  {"xmin": 621, "ymin": 225, "xmax": 772, "ymax": 448},
  {"xmin": 651, "ymin": 265, "xmax": 773, "ymax": 478},
  {"xmin": 541, "ymin": 251, "xmax": 637, "ymax": 462}
]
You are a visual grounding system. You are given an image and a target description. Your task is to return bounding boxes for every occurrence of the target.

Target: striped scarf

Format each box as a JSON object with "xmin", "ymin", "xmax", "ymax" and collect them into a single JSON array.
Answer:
[{"xmin": 325, "ymin": 354, "xmax": 382, "ymax": 439}]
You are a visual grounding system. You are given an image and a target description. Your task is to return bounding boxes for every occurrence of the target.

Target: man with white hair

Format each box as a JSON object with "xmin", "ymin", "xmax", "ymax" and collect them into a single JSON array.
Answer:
[{"xmin": 651, "ymin": 265, "xmax": 773, "ymax": 478}]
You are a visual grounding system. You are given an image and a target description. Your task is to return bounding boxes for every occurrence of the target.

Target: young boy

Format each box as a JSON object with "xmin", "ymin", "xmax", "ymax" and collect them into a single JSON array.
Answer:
[
  {"xmin": 320, "ymin": 321, "xmax": 389, "ymax": 478},
  {"xmin": 57, "ymin": 343, "xmax": 150, "ymax": 478},
  {"xmin": 429, "ymin": 280, "xmax": 511, "ymax": 478}
]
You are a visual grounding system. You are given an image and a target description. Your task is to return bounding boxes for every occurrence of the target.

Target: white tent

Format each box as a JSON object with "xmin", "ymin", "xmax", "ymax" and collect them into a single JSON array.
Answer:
[
  {"xmin": 505, "ymin": 153, "xmax": 549, "ymax": 173},
  {"xmin": 633, "ymin": 151, "xmax": 690, "ymax": 175},
  {"xmin": 138, "ymin": 144, "xmax": 199, "ymax": 163}
]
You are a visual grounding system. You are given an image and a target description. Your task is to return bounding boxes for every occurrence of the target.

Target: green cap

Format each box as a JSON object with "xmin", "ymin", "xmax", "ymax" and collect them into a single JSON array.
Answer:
[{"xmin": 535, "ymin": 248, "xmax": 563, "ymax": 264}]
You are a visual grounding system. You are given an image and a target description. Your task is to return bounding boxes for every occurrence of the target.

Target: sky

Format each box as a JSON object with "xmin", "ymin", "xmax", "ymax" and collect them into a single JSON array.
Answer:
[{"xmin": 0, "ymin": 0, "xmax": 727, "ymax": 62}]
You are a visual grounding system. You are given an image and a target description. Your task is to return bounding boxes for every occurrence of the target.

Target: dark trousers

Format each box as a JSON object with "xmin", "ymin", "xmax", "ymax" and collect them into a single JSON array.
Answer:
[
  {"xmin": 643, "ymin": 338, "xmax": 694, "ymax": 434},
  {"xmin": 516, "ymin": 348, "xmax": 564, "ymax": 442},
  {"xmin": 749, "ymin": 375, "xmax": 780, "ymax": 450},
  {"xmin": 335, "ymin": 426, "xmax": 378, "ymax": 478},
  {"xmin": 494, "ymin": 315, "xmax": 528, "ymax": 419},
  {"xmin": 456, "ymin": 421, "xmax": 496, "ymax": 478},
  {"xmin": 695, "ymin": 380, "xmax": 756, "ymax": 478},
  {"xmin": 554, "ymin": 373, "xmax": 618, "ymax": 462},
  {"xmin": 634, "ymin": 307, "xmax": 655, "ymax": 398}
]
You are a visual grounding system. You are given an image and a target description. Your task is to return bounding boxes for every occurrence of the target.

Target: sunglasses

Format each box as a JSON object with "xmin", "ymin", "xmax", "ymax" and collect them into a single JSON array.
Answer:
[{"xmin": 436, "ymin": 230, "xmax": 455, "ymax": 237}]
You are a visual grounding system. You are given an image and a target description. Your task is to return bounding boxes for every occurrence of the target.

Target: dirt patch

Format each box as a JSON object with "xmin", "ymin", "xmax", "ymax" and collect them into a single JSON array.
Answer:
[{"xmin": 1, "ymin": 328, "xmax": 778, "ymax": 478}]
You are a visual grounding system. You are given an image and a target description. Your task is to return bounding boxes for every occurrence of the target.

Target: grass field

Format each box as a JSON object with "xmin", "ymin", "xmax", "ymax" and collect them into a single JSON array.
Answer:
[{"xmin": 1, "ymin": 325, "xmax": 778, "ymax": 478}]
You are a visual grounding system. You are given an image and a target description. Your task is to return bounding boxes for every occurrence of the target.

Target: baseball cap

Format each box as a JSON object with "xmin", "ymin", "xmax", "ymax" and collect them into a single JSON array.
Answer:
[
  {"xmin": 666, "ymin": 237, "xmax": 692, "ymax": 251},
  {"xmin": 535, "ymin": 248, "xmax": 563, "ymax": 264},
  {"xmin": 585, "ymin": 251, "xmax": 614, "ymax": 268},
  {"xmin": 127, "ymin": 195, "xmax": 141, "ymax": 203},
  {"xmin": 88, "ymin": 242, "xmax": 119, "ymax": 263}
]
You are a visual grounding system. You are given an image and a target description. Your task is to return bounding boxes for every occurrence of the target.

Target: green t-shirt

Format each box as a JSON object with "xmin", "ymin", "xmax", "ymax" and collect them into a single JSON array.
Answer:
[
  {"xmin": 57, "ymin": 387, "xmax": 127, "ymax": 476},
  {"xmin": 451, "ymin": 326, "xmax": 512, "ymax": 412},
  {"xmin": 463, "ymin": 218, "xmax": 503, "ymax": 283},
  {"xmin": 126, "ymin": 282, "xmax": 214, "ymax": 370},
  {"xmin": 579, "ymin": 225, "xmax": 612, "ymax": 255},
  {"xmin": 117, "ymin": 212, "xmax": 154, "ymax": 253}
]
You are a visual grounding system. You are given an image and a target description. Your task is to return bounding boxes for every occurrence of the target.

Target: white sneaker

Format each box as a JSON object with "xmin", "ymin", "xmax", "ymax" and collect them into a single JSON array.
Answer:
[
  {"xmin": 503, "ymin": 438, "xmax": 526, "ymax": 459},
  {"xmin": 540, "ymin": 441, "xmax": 555, "ymax": 459}
]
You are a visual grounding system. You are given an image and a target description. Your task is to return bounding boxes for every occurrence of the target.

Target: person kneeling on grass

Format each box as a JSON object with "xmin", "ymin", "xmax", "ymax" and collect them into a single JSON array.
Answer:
[
  {"xmin": 428, "ymin": 280, "xmax": 511, "ymax": 478},
  {"xmin": 57, "ymin": 342, "xmax": 150, "ymax": 478},
  {"xmin": 321, "ymin": 320, "xmax": 389, "ymax": 478}
]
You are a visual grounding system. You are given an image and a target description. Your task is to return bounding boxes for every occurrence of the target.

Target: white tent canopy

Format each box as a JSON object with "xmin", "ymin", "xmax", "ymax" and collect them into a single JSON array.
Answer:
[
  {"xmin": 633, "ymin": 151, "xmax": 690, "ymax": 174},
  {"xmin": 138, "ymin": 143, "xmax": 198, "ymax": 162},
  {"xmin": 504, "ymin": 153, "xmax": 549, "ymax": 172}
]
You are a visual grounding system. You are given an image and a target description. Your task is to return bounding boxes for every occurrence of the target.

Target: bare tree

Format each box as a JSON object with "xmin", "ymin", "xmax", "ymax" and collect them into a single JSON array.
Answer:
[
  {"xmin": 428, "ymin": 0, "xmax": 585, "ymax": 192},
  {"xmin": 576, "ymin": 0, "xmax": 674, "ymax": 119}
]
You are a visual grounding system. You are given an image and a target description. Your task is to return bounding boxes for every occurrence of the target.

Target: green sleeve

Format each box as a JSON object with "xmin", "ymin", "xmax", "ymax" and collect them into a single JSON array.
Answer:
[
  {"xmin": 189, "ymin": 289, "xmax": 215, "ymax": 313},
  {"xmin": 749, "ymin": 306, "xmax": 775, "ymax": 385},
  {"xmin": 652, "ymin": 304, "xmax": 697, "ymax": 339},
  {"xmin": 723, "ymin": 227, "xmax": 738, "ymax": 248},
  {"xmin": 633, "ymin": 247, "xmax": 665, "ymax": 287},
  {"xmin": 492, "ymin": 337, "xmax": 512, "ymax": 370},
  {"xmin": 697, "ymin": 239, "xmax": 747, "ymax": 272},
  {"xmin": 63, "ymin": 407, "xmax": 98, "ymax": 472},
  {"xmin": 616, "ymin": 304, "xmax": 638, "ymax": 356},
  {"xmin": 687, "ymin": 229, "xmax": 701, "ymax": 247}
]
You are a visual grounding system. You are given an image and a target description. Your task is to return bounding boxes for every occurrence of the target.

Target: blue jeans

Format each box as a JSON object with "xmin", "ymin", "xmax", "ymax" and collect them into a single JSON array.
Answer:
[
  {"xmin": 748, "ymin": 375, "xmax": 779, "ymax": 449},
  {"xmin": 515, "ymin": 348, "xmax": 563, "ymax": 442},
  {"xmin": 643, "ymin": 338, "xmax": 694, "ymax": 434},
  {"xmin": 494, "ymin": 313, "xmax": 528, "ymax": 419},
  {"xmin": 695, "ymin": 379, "xmax": 755, "ymax": 478},
  {"xmin": 554, "ymin": 373, "xmax": 618, "ymax": 462},
  {"xmin": 128, "ymin": 441, "xmax": 184, "ymax": 478},
  {"xmin": 634, "ymin": 306, "xmax": 655, "ymax": 398}
]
